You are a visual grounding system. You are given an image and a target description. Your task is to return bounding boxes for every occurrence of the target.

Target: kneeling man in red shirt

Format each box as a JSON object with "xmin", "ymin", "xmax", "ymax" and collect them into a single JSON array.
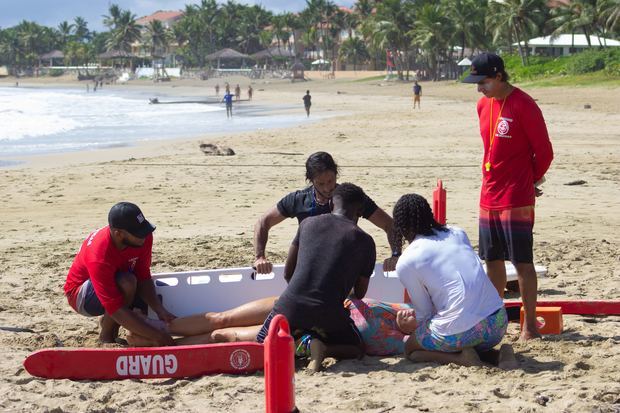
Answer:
[{"xmin": 64, "ymin": 202, "xmax": 176, "ymax": 345}]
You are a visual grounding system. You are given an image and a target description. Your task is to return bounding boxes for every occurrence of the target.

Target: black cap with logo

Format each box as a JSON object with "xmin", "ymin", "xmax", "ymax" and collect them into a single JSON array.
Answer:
[
  {"xmin": 108, "ymin": 202, "xmax": 156, "ymax": 238},
  {"xmin": 462, "ymin": 53, "xmax": 505, "ymax": 83}
]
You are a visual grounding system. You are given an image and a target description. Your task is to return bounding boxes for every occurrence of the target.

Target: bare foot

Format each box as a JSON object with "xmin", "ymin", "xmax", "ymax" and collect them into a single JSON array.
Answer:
[
  {"xmin": 498, "ymin": 344, "xmax": 519, "ymax": 370},
  {"xmin": 98, "ymin": 315, "xmax": 119, "ymax": 343},
  {"xmin": 307, "ymin": 338, "xmax": 327, "ymax": 373},
  {"xmin": 457, "ymin": 348, "xmax": 484, "ymax": 367},
  {"xmin": 396, "ymin": 309, "xmax": 417, "ymax": 334},
  {"xmin": 519, "ymin": 328, "xmax": 542, "ymax": 341}
]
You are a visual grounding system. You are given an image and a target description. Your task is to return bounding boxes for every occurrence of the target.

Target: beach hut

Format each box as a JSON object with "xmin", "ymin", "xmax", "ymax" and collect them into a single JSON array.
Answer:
[
  {"xmin": 251, "ymin": 47, "xmax": 296, "ymax": 68},
  {"xmin": 98, "ymin": 50, "xmax": 138, "ymax": 70},
  {"xmin": 39, "ymin": 50, "xmax": 64, "ymax": 67},
  {"xmin": 291, "ymin": 62, "xmax": 305, "ymax": 81},
  {"xmin": 206, "ymin": 48, "xmax": 249, "ymax": 69}
]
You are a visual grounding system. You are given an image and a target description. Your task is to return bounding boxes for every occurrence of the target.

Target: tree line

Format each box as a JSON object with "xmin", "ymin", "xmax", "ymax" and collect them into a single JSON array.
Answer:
[{"xmin": 0, "ymin": 0, "xmax": 618, "ymax": 79}]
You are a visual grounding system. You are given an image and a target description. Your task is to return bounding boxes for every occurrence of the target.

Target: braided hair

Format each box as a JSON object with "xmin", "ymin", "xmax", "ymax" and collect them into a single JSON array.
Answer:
[{"xmin": 393, "ymin": 193, "xmax": 447, "ymax": 243}]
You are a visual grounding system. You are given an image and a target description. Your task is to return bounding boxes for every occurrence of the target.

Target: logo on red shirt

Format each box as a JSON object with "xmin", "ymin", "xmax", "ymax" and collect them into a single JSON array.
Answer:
[{"xmin": 497, "ymin": 117, "xmax": 512, "ymax": 138}]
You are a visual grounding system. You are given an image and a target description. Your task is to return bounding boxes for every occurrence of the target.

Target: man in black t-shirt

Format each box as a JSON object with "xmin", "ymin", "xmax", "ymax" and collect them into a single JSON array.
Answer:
[
  {"xmin": 253, "ymin": 152, "xmax": 401, "ymax": 275},
  {"xmin": 256, "ymin": 183, "xmax": 376, "ymax": 372}
]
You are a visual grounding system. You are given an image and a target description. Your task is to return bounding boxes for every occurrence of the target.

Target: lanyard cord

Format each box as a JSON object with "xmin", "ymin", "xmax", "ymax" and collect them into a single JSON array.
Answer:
[{"xmin": 486, "ymin": 96, "xmax": 508, "ymax": 171}]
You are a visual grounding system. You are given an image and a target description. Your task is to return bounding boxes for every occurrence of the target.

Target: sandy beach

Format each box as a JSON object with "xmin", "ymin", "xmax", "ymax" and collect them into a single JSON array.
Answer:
[{"xmin": 0, "ymin": 74, "xmax": 619, "ymax": 412}]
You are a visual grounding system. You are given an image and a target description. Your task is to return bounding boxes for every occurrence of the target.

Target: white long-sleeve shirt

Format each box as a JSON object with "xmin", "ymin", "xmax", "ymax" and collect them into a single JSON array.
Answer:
[{"xmin": 396, "ymin": 226, "xmax": 503, "ymax": 337}]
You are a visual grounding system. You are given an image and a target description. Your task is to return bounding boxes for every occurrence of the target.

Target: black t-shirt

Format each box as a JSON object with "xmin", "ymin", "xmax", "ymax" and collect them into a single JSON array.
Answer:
[
  {"xmin": 274, "ymin": 214, "xmax": 376, "ymax": 331},
  {"xmin": 413, "ymin": 84, "xmax": 422, "ymax": 95},
  {"xmin": 276, "ymin": 185, "xmax": 379, "ymax": 224},
  {"xmin": 303, "ymin": 94, "xmax": 311, "ymax": 107}
]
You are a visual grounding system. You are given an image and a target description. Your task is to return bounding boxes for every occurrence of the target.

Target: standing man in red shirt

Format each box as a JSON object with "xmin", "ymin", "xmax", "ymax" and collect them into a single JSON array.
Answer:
[
  {"xmin": 64, "ymin": 202, "xmax": 176, "ymax": 345},
  {"xmin": 462, "ymin": 53, "xmax": 553, "ymax": 340}
]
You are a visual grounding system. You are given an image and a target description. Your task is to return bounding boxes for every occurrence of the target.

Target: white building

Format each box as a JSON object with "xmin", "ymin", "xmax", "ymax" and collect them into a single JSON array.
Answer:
[{"xmin": 515, "ymin": 34, "xmax": 620, "ymax": 57}]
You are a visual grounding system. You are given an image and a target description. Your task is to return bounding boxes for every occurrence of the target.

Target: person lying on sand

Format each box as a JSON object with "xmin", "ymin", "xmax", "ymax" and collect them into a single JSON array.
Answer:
[
  {"xmin": 392, "ymin": 194, "xmax": 511, "ymax": 367},
  {"xmin": 253, "ymin": 151, "xmax": 401, "ymax": 275},
  {"xmin": 127, "ymin": 297, "xmax": 414, "ymax": 360},
  {"xmin": 63, "ymin": 202, "xmax": 176, "ymax": 346}
]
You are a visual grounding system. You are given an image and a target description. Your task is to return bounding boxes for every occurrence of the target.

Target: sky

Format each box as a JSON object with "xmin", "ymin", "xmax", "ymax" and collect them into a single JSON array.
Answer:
[{"xmin": 0, "ymin": 0, "xmax": 355, "ymax": 31}]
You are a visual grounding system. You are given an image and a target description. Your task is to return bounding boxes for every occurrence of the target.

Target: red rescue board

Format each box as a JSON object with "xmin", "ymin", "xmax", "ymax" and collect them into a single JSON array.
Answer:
[
  {"xmin": 24, "ymin": 342, "xmax": 264, "ymax": 380},
  {"xmin": 504, "ymin": 300, "xmax": 620, "ymax": 316}
]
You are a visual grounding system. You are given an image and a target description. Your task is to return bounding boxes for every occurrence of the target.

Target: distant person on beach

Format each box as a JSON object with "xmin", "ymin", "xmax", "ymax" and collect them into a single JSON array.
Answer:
[
  {"xmin": 235, "ymin": 84, "xmax": 241, "ymax": 101},
  {"xmin": 248, "ymin": 85, "xmax": 253, "ymax": 101},
  {"xmin": 462, "ymin": 53, "xmax": 554, "ymax": 341},
  {"xmin": 413, "ymin": 81, "xmax": 422, "ymax": 109},
  {"xmin": 223, "ymin": 91, "xmax": 234, "ymax": 118},
  {"xmin": 215, "ymin": 83, "xmax": 220, "ymax": 96},
  {"xmin": 393, "ymin": 194, "xmax": 508, "ymax": 367},
  {"xmin": 255, "ymin": 183, "xmax": 375, "ymax": 371},
  {"xmin": 63, "ymin": 202, "xmax": 176, "ymax": 345},
  {"xmin": 303, "ymin": 90, "xmax": 311, "ymax": 117},
  {"xmin": 253, "ymin": 151, "xmax": 401, "ymax": 275},
  {"xmin": 225, "ymin": 82, "xmax": 230, "ymax": 94}
]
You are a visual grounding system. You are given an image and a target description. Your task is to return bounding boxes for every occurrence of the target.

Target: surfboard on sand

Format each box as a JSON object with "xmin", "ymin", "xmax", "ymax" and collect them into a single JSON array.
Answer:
[{"xmin": 24, "ymin": 342, "xmax": 264, "ymax": 380}]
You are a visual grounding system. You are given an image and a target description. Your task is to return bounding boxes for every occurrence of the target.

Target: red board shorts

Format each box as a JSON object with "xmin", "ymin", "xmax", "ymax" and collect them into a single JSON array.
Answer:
[{"xmin": 479, "ymin": 206, "xmax": 535, "ymax": 264}]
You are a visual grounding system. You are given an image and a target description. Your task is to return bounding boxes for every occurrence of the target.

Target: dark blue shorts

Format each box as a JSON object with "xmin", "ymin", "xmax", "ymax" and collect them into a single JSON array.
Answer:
[
  {"xmin": 256, "ymin": 310, "xmax": 362, "ymax": 347},
  {"xmin": 76, "ymin": 272, "xmax": 146, "ymax": 316}
]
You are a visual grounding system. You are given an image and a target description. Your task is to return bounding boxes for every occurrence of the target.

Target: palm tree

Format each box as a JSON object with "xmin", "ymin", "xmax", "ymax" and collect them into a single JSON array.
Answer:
[
  {"xmin": 145, "ymin": 20, "xmax": 170, "ymax": 60},
  {"xmin": 487, "ymin": 0, "xmax": 545, "ymax": 65},
  {"xmin": 367, "ymin": 0, "xmax": 415, "ymax": 79},
  {"xmin": 339, "ymin": 36, "xmax": 369, "ymax": 70},
  {"xmin": 600, "ymin": 0, "xmax": 620, "ymax": 33},
  {"xmin": 443, "ymin": 0, "xmax": 488, "ymax": 60},
  {"xmin": 410, "ymin": 3, "xmax": 452, "ymax": 81},
  {"xmin": 103, "ymin": 4, "xmax": 122, "ymax": 30},
  {"xmin": 57, "ymin": 21, "xmax": 74, "ymax": 47},
  {"xmin": 73, "ymin": 17, "xmax": 90, "ymax": 43},
  {"xmin": 105, "ymin": 9, "xmax": 142, "ymax": 52}
]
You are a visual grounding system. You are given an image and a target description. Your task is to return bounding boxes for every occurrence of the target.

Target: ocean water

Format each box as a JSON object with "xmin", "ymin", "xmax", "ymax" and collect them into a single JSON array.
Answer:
[{"xmin": 0, "ymin": 87, "xmax": 306, "ymax": 160}]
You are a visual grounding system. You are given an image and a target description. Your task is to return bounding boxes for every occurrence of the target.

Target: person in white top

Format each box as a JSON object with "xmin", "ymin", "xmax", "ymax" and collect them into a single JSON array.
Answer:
[{"xmin": 392, "ymin": 194, "xmax": 509, "ymax": 367}]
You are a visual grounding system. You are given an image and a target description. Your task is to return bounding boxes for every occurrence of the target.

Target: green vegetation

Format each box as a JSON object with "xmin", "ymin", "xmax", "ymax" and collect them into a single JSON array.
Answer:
[
  {"xmin": 459, "ymin": 49, "xmax": 620, "ymax": 86},
  {"xmin": 0, "ymin": 0, "xmax": 618, "ymax": 79}
]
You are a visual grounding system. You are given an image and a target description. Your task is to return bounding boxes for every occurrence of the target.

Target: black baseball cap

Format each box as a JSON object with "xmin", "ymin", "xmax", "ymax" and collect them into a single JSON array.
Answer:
[
  {"xmin": 462, "ymin": 53, "xmax": 505, "ymax": 83},
  {"xmin": 108, "ymin": 202, "xmax": 156, "ymax": 238}
]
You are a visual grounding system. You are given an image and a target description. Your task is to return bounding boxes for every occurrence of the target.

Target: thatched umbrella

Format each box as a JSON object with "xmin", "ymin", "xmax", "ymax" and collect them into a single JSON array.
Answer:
[
  {"xmin": 291, "ymin": 62, "xmax": 305, "ymax": 81},
  {"xmin": 39, "ymin": 50, "xmax": 64, "ymax": 66},
  {"xmin": 251, "ymin": 47, "xmax": 295, "ymax": 60},
  {"xmin": 98, "ymin": 50, "xmax": 137, "ymax": 70},
  {"xmin": 206, "ymin": 48, "xmax": 249, "ymax": 69}
]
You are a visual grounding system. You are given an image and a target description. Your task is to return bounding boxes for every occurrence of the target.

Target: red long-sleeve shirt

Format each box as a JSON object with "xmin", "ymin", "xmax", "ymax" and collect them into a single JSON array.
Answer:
[
  {"xmin": 64, "ymin": 226, "xmax": 153, "ymax": 314},
  {"xmin": 476, "ymin": 87, "xmax": 554, "ymax": 210}
]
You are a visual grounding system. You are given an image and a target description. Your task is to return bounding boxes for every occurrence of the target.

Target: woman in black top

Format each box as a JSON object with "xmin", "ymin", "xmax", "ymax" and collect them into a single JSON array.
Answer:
[{"xmin": 253, "ymin": 151, "xmax": 401, "ymax": 274}]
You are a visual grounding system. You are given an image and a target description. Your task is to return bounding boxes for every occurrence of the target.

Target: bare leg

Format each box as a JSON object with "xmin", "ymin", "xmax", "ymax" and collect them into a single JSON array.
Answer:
[
  {"xmin": 167, "ymin": 296, "xmax": 277, "ymax": 336},
  {"xmin": 404, "ymin": 331, "xmax": 482, "ymax": 367},
  {"xmin": 307, "ymin": 339, "xmax": 363, "ymax": 373},
  {"xmin": 515, "ymin": 263, "xmax": 541, "ymax": 340},
  {"xmin": 408, "ymin": 348, "xmax": 483, "ymax": 367},
  {"xmin": 99, "ymin": 272, "xmax": 137, "ymax": 343},
  {"xmin": 486, "ymin": 260, "xmax": 507, "ymax": 298},
  {"xmin": 176, "ymin": 325, "xmax": 262, "ymax": 345}
]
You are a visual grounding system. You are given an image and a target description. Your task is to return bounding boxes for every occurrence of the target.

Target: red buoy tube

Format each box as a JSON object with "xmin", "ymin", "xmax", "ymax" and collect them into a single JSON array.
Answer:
[
  {"xmin": 433, "ymin": 179, "xmax": 447, "ymax": 225},
  {"xmin": 264, "ymin": 314, "xmax": 296, "ymax": 413}
]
